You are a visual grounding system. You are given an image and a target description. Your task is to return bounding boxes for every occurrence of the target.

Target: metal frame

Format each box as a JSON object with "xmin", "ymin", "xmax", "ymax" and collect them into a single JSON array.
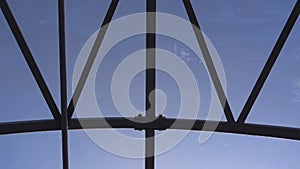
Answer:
[
  {"xmin": 0, "ymin": 0, "xmax": 299, "ymax": 169},
  {"xmin": 145, "ymin": 0, "xmax": 156, "ymax": 168}
]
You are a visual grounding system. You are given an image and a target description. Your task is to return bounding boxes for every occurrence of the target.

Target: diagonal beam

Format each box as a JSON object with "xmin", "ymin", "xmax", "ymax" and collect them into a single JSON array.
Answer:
[
  {"xmin": 237, "ymin": 0, "xmax": 300, "ymax": 124},
  {"xmin": 67, "ymin": 0, "xmax": 120, "ymax": 119},
  {"xmin": 182, "ymin": 0, "xmax": 235, "ymax": 123},
  {"xmin": 145, "ymin": 0, "xmax": 156, "ymax": 169},
  {"xmin": 0, "ymin": 0, "xmax": 61, "ymax": 121}
]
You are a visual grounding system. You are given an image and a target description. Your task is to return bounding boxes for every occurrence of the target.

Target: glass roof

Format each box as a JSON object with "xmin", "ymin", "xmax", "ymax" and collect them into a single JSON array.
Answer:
[{"xmin": 0, "ymin": 0, "xmax": 299, "ymax": 168}]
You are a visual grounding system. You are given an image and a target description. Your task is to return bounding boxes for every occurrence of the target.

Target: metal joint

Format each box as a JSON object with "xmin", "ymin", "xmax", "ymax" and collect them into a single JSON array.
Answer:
[{"xmin": 134, "ymin": 114, "xmax": 167, "ymax": 131}]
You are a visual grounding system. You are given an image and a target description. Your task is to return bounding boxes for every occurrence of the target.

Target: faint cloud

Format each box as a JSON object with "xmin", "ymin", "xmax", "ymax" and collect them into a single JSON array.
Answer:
[
  {"xmin": 237, "ymin": 8, "xmax": 242, "ymax": 13},
  {"xmin": 188, "ymin": 92, "xmax": 198, "ymax": 96},
  {"xmin": 180, "ymin": 50, "xmax": 192, "ymax": 61},
  {"xmin": 293, "ymin": 47, "xmax": 300, "ymax": 59},
  {"xmin": 39, "ymin": 20, "xmax": 47, "ymax": 25},
  {"xmin": 210, "ymin": 37, "xmax": 232, "ymax": 46},
  {"xmin": 223, "ymin": 142, "xmax": 228, "ymax": 146},
  {"xmin": 8, "ymin": 161, "xmax": 21, "ymax": 169},
  {"xmin": 292, "ymin": 79, "xmax": 300, "ymax": 103},
  {"xmin": 172, "ymin": 42, "xmax": 178, "ymax": 53},
  {"xmin": 251, "ymin": 56, "xmax": 265, "ymax": 61},
  {"xmin": 171, "ymin": 42, "xmax": 196, "ymax": 63}
]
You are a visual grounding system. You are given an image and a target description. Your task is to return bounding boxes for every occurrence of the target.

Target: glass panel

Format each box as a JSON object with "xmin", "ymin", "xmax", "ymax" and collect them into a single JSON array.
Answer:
[
  {"xmin": 69, "ymin": 130, "xmax": 143, "ymax": 169},
  {"xmin": 95, "ymin": 34, "xmax": 146, "ymax": 117},
  {"xmin": 157, "ymin": 0, "xmax": 189, "ymax": 20},
  {"xmin": 191, "ymin": 0, "xmax": 296, "ymax": 119},
  {"xmin": 0, "ymin": 1, "xmax": 56, "ymax": 122},
  {"xmin": 1, "ymin": 0, "xmax": 299, "ymax": 169},
  {"xmin": 0, "ymin": 132, "xmax": 61, "ymax": 169},
  {"xmin": 67, "ymin": 1, "xmax": 146, "ymax": 118},
  {"xmin": 8, "ymin": 0, "xmax": 60, "ymax": 106},
  {"xmin": 66, "ymin": 0, "xmax": 111, "ymax": 101},
  {"xmin": 248, "ymin": 18, "xmax": 300, "ymax": 127},
  {"xmin": 114, "ymin": 0, "xmax": 145, "ymax": 19},
  {"xmin": 156, "ymin": 35, "xmax": 212, "ymax": 119},
  {"xmin": 157, "ymin": 132, "xmax": 300, "ymax": 169}
]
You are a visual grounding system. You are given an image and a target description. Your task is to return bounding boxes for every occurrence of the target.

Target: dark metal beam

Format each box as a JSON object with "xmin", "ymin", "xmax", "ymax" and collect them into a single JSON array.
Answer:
[
  {"xmin": 67, "ymin": 0, "xmax": 120, "ymax": 119},
  {"xmin": 58, "ymin": 0, "xmax": 69, "ymax": 169},
  {"xmin": 146, "ymin": 1, "xmax": 156, "ymax": 169},
  {"xmin": 237, "ymin": 0, "xmax": 300, "ymax": 124},
  {"xmin": 1, "ymin": 118, "xmax": 300, "ymax": 141},
  {"xmin": 182, "ymin": 0, "xmax": 235, "ymax": 123},
  {"xmin": 0, "ymin": 0, "xmax": 61, "ymax": 121}
]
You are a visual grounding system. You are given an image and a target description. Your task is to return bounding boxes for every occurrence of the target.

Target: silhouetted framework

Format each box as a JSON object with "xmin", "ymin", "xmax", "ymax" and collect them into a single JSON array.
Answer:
[{"xmin": 0, "ymin": 0, "xmax": 299, "ymax": 169}]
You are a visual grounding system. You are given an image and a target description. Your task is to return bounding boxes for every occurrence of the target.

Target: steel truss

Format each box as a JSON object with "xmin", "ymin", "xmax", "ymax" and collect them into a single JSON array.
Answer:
[{"xmin": 0, "ymin": 0, "xmax": 299, "ymax": 169}]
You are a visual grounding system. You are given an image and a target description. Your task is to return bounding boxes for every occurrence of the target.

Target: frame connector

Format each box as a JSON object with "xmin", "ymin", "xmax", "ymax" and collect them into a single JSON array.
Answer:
[{"xmin": 133, "ymin": 114, "xmax": 167, "ymax": 131}]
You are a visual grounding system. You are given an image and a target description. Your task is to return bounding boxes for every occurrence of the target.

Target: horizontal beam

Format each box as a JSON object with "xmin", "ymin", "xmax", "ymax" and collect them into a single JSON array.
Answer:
[{"xmin": 0, "ymin": 118, "xmax": 300, "ymax": 141}]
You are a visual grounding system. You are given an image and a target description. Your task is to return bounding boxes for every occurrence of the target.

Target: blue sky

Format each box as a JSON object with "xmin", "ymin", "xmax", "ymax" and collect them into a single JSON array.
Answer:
[{"xmin": 0, "ymin": 0, "xmax": 300, "ymax": 168}]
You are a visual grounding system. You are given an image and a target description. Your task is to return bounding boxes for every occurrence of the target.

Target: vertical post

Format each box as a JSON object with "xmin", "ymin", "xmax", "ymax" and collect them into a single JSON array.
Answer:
[
  {"xmin": 58, "ymin": 0, "xmax": 69, "ymax": 169},
  {"xmin": 145, "ymin": 0, "xmax": 156, "ymax": 169}
]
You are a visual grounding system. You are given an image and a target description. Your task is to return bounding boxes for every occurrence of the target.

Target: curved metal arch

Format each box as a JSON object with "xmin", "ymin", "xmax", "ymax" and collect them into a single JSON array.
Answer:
[{"xmin": 1, "ymin": 118, "xmax": 300, "ymax": 141}]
